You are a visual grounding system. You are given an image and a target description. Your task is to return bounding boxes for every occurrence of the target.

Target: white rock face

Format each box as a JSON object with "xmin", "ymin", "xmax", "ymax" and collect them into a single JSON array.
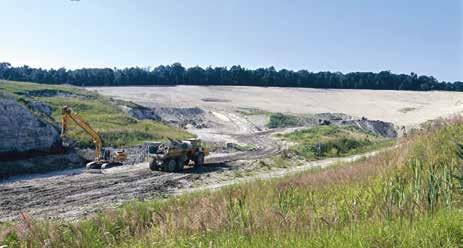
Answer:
[{"xmin": 0, "ymin": 94, "xmax": 60, "ymax": 155}]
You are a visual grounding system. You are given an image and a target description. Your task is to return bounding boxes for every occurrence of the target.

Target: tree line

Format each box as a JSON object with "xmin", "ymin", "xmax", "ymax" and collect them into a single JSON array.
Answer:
[{"xmin": 0, "ymin": 62, "xmax": 461, "ymax": 91}]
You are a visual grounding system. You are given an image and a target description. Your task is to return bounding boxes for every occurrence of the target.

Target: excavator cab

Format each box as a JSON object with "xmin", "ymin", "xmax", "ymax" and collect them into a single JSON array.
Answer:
[
  {"xmin": 103, "ymin": 148, "xmax": 111, "ymax": 160},
  {"xmin": 114, "ymin": 150, "xmax": 128, "ymax": 162}
]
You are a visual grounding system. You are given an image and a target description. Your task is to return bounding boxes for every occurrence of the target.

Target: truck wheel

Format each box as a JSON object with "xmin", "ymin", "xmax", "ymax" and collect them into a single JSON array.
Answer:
[
  {"xmin": 164, "ymin": 159, "xmax": 177, "ymax": 172},
  {"xmin": 194, "ymin": 153, "xmax": 204, "ymax": 167},
  {"xmin": 176, "ymin": 158, "xmax": 185, "ymax": 171},
  {"xmin": 177, "ymin": 156, "xmax": 187, "ymax": 171},
  {"xmin": 149, "ymin": 159, "xmax": 159, "ymax": 171}
]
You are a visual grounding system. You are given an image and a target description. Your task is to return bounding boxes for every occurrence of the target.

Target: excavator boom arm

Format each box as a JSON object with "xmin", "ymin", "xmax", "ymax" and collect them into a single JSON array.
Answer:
[{"xmin": 61, "ymin": 106, "xmax": 103, "ymax": 160}]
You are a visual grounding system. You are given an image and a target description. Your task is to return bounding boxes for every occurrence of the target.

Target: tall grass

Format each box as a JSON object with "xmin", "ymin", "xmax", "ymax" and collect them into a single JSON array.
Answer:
[{"xmin": 1, "ymin": 119, "xmax": 462, "ymax": 247}]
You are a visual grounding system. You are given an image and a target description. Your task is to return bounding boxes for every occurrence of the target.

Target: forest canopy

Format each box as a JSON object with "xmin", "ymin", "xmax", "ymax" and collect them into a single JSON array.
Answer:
[{"xmin": 0, "ymin": 62, "xmax": 461, "ymax": 91}]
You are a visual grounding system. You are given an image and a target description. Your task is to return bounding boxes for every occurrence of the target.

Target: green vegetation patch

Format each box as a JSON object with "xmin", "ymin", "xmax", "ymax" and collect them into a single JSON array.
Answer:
[
  {"xmin": 281, "ymin": 125, "xmax": 392, "ymax": 159},
  {"xmin": 267, "ymin": 113, "xmax": 303, "ymax": 128},
  {"xmin": 0, "ymin": 80, "xmax": 193, "ymax": 148}
]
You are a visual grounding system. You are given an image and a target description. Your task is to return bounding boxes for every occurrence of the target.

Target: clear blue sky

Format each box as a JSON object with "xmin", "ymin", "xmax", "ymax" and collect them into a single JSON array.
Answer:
[{"xmin": 1, "ymin": 0, "xmax": 461, "ymax": 81}]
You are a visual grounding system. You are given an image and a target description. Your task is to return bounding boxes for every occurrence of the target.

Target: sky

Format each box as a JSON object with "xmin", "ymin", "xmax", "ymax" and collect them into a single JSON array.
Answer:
[{"xmin": 0, "ymin": 0, "xmax": 461, "ymax": 82}]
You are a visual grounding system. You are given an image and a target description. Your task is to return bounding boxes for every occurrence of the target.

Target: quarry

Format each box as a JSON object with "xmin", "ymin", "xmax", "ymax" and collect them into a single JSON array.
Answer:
[{"xmin": 1, "ymin": 82, "xmax": 463, "ymax": 221}]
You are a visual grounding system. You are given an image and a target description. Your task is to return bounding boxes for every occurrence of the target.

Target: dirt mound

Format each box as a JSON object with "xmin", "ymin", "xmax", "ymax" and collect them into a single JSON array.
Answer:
[
  {"xmin": 343, "ymin": 118, "xmax": 397, "ymax": 138},
  {"xmin": 126, "ymin": 105, "xmax": 161, "ymax": 121},
  {"xmin": 313, "ymin": 114, "xmax": 397, "ymax": 138},
  {"xmin": 120, "ymin": 101, "xmax": 208, "ymax": 129},
  {"xmin": 152, "ymin": 107, "xmax": 209, "ymax": 128},
  {"xmin": 266, "ymin": 112, "xmax": 396, "ymax": 138}
]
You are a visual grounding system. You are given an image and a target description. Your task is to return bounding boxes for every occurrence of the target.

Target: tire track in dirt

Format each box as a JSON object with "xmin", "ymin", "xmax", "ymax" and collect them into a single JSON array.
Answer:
[{"xmin": 0, "ymin": 169, "xmax": 189, "ymax": 221}]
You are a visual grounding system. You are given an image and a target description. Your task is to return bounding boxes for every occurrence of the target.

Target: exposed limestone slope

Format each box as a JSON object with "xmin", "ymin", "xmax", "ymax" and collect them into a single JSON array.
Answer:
[{"xmin": 0, "ymin": 92, "xmax": 61, "ymax": 157}]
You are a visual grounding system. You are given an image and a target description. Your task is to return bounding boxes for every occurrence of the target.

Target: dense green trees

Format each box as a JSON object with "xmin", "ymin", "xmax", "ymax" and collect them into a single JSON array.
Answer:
[{"xmin": 0, "ymin": 62, "xmax": 461, "ymax": 91}]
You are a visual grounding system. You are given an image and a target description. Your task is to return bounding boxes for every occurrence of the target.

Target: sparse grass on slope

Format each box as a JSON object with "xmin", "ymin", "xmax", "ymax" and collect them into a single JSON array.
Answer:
[
  {"xmin": 281, "ymin": 125, "xmax": 393, "ymax": 159},
  {"xmin": 1, "ymin": 118, "xmax": 462, "ymax": 247},
  {"xmin": 0, "ymin": 80, "xmax": 193, "ymax": 148}
]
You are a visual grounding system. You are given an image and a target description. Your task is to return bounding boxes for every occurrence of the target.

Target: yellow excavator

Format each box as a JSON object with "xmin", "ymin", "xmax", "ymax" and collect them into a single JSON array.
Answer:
[{"xmin": 61, "ymin": 106, "xmax": 128, "ymax": 169}]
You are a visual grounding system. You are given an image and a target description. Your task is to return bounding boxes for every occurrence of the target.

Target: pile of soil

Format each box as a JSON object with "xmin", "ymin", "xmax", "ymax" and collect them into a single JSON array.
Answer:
[
  {"xmin": 315, "ymin": 113, "xmax": 397, "ymax": 138},
  {"xmin": 152, "ymin": 107, "xmax": 209, "ymax": 128}
]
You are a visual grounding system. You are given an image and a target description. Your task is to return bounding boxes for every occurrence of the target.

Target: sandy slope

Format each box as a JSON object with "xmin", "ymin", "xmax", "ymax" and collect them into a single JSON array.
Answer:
[{"xmin": 92, "ymin": 86, "xmax": 463, "ymax": 127}]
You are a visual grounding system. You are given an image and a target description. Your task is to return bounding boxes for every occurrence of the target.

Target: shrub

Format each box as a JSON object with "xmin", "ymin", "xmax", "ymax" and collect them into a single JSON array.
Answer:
[{"xmin": 267, "ymin": 113, "xmax": 301, "ymax": 128}]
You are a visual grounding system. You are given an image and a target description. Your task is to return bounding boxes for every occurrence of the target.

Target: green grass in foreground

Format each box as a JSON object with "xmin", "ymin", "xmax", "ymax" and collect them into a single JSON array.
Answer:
[
  {"xmin": 0, "ymin": 80, "xmax": 193, "ymax": 148},
  {"xmin": 281, "ymin": 125, "xmax": 393, "ymax": 160},
  {"xmin": 139, "ymin": 210, "xmax": 462, "ymax": 247},
  {"xmin": 1, "ymin": 118, "xmax": 462, "ymax": 247}
]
